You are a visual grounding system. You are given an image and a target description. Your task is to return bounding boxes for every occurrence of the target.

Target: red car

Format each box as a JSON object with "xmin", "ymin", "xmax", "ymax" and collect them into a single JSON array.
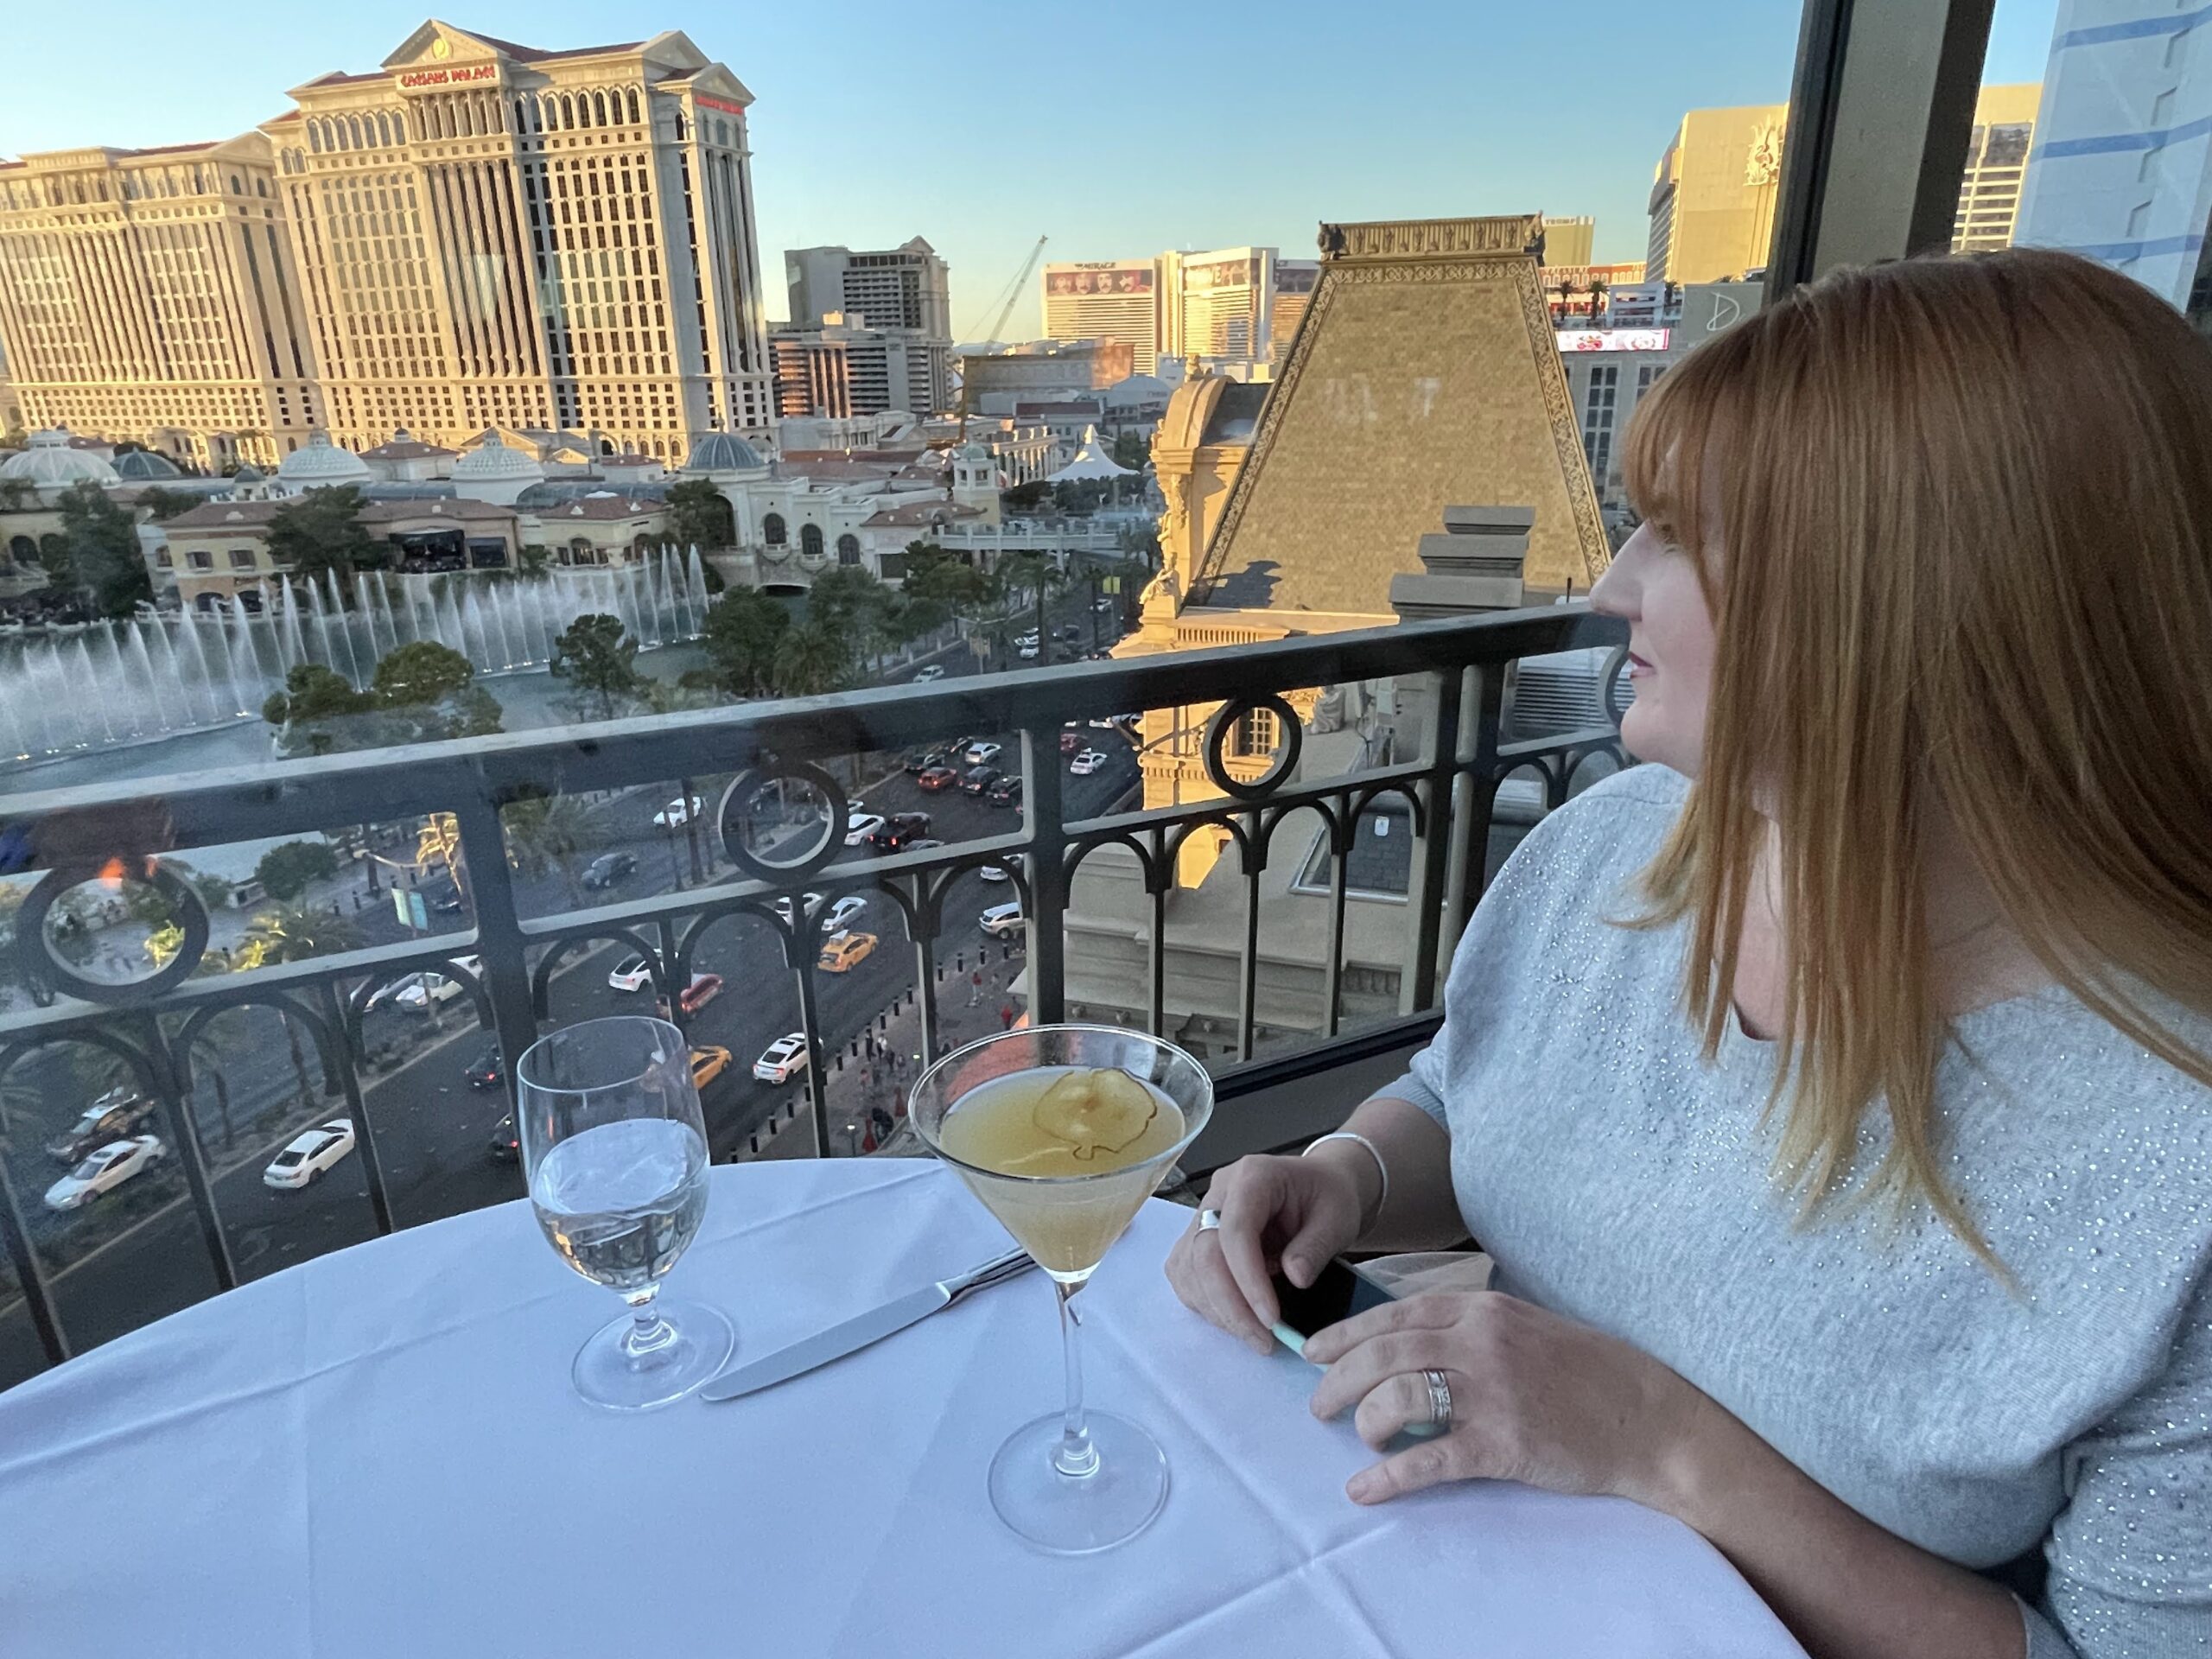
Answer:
[
  {"xmin": 917, "ymin": 765, "xmax": 960, "ymax": 791},
  {"xmin": 678, "ymin": 973, "xmax": 724, "ymax": 1014},
  {"xmin": 1059, "ymin": 728, "xmax": 1081, "ymax": 755}
]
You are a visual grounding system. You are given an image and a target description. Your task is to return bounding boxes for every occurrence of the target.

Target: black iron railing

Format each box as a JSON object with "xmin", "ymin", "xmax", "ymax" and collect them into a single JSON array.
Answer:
[{"xmin": 0, "ymin": 604, "xmax": 1625, "ymax": 1374}]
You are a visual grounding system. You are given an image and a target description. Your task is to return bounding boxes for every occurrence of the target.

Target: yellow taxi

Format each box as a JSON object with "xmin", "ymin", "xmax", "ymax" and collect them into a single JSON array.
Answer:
[
  {"xmin": 817, "ymin": 931, "xmax": 878, "ymax": 974},
  {"xmin": 689, "ymin": 1046, "xmax": 733, "ymax": 1089}
]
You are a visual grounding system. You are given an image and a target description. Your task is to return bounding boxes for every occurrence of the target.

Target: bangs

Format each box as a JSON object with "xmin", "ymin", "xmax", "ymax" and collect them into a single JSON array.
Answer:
[{"xmin": 1620, "ymin": 321, "xmax": 1757, "ymax": 571}]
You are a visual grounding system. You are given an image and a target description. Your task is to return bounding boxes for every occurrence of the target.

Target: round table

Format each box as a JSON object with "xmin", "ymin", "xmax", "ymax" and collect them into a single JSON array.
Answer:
[{"xmin": 0, "ymin": 1161, "xmax": 1804, "ymax": 1658}]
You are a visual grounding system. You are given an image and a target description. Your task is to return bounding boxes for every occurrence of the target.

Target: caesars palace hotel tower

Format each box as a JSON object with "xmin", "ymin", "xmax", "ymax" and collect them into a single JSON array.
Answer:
[{"xmin": 264, "ymin": 21, "xmax": 773, "ymax": 457}]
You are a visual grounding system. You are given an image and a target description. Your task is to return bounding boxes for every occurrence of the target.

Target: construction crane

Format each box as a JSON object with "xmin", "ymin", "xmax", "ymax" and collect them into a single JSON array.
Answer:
[{"xmin": 964, "ymin": 234, "xmax": 1048, "ymax": 346}]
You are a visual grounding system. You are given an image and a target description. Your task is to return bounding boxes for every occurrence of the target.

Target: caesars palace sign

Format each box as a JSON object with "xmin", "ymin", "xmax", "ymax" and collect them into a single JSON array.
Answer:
[{"xmin": 396, "ymin": 62, "xmax": 500, "ymax": 90}]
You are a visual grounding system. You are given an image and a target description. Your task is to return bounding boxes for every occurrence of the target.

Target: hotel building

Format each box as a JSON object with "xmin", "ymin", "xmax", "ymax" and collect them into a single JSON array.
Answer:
[
  {"xmin": 262, "ymin": 22, "xmax": 772, "ymax": 458},
  {"xmin": 0, "ymin": 136, "xmax": 323, "ymax": 469}
]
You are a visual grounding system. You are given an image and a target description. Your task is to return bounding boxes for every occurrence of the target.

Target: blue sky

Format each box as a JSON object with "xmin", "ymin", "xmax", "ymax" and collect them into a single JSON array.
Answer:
[{"xmin": 2, "ymin": 1, "xmax": 2061, "ymax": 331}]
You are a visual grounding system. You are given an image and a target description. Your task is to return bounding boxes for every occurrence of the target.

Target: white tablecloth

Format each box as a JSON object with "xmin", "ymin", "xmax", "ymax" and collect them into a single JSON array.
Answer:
[{"xmin": 0, "ymin": 1161, "xmax": 1803, "ymax": 1658}]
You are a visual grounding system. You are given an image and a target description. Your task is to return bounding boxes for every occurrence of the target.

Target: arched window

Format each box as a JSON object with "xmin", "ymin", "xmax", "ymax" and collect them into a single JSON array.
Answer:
[
  {"xmin": 6, "ymin": 535, "xmax": 36, "ymax": 566},
  {"xmin": 560, "ymin": 95, "xmax": 575, "ymax": 130},
  {"xmin": 761, "ymin": 513, "xmax": 786, "ymax": 546},
  {"xmin": 308, "ymin": 122, "xmax": 323, "ymax": 155},
  {"xmin": 625, "ymin": 88, "xmax": 640, "ymax": 125},
  {"xmin": 836, "ymin": 533, "xmax": 860, "ymax": 566},
  {"xmin": 800, "ymin": 524, "xmax": 824, "ymax": 560},
  {"xmin": 594, "ymin": 92, "xmax": 609, "ymax": 127}
]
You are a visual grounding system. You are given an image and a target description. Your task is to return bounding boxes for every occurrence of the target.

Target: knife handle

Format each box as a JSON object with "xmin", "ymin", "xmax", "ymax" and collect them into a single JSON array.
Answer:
[{"xmin": 944, "ymin": 1249, "xmax": 1037, "ymax": 1304}]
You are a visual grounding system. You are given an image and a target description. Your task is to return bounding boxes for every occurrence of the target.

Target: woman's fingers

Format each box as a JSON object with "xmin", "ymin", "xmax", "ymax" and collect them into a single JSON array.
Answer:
[
  {"xmin": 1167, "ymin": 1210, "xmax": 1277, "ymax": 1353},
  {"xmin": 1211, "ymin": 1179, "xmax": 1284, "ymax": 1334}
]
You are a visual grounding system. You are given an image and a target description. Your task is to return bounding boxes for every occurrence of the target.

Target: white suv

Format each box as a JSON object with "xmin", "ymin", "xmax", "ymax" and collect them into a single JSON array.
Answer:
[{"xmin": 979, "ymin": 900, "xmax": 1024, "ymax": 939}]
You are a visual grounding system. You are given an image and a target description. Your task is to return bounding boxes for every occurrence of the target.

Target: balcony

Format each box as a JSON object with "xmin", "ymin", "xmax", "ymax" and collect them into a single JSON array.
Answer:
[{"xmin": 0, "ymin": 604, "xmax": 1624, "ymax": 1384}]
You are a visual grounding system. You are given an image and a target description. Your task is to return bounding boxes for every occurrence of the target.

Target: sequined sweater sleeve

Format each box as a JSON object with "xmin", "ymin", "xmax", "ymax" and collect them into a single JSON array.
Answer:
[{"xmin": 1374, "ymin": 765, "xmax": 2212, "ymax": 1659}]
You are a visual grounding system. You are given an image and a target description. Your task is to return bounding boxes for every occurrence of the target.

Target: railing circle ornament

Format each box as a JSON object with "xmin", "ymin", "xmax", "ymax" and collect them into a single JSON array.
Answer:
[
  {"xmin": 1201, "ymin": 691, "xmax": 1304, "ymax": 801},
  {"xmin": 716, "ymin": 760, "xmax": 848, "ymax": 883},
  {"xmin": 16, "ymin": 855, "xmax": 211, "ymax": 1005}
]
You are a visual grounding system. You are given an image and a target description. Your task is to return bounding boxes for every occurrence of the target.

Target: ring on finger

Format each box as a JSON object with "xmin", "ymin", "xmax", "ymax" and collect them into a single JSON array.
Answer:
[
  {"xmin": 1422, "ymin": 1369, "xmax": 1453, "ymax": 1430},
  {"xmin": 1198, "ymin": 1208, "xmax": 1223, "ymax": 1232}
]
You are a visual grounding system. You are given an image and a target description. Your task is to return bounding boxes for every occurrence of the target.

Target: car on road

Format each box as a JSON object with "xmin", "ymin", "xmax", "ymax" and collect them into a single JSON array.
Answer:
[
  {"xmin": 1095, "ymin": 597, "xmax": 1116, "ymax": 613},
  {"xmin": 843, "ymin": 811, "xmax": 887, "ymax": 847},
  {"xmin": 262, "ymin": 1119, "xmax": 356, "ymax": 1190},
  {"xmin": 462, "ymin": 1045, "xmax": 504, "ymax": 1089},
  {"xmin": 817, "ymin": 931, "xmax": 877, "ymax": 974},
  {"xmin": 772, "ymin": 892, "xmax": 826, "ymax": 927},
  {"xmin": 987, "ymin": 775, "xmax": 1024, "ymax": 808},
  {"xmin": 46, "ymin": 1087, "xmax": 158, "ymax": 1163},
  {"xmin": 912, "ymin": 664, "xmax": 946, "ymax": 683},
  {"xmin": 906, "ymin": 837, "xmax": 945, "ymax": 854},
  {"xmin": 607, "ymin": 955, "xmax": 656, "ymax": 993},
  {"xmin": 392, "ymin": 957, "xmax": 480, "ymax": 1014},
  {"xmin": 488, "ymin": 1115, "xmax": 519, "ymax": 1163},
  {"xmin": 979, "ymin": 900, "xmax": 1025, "ymax": 939},
  {"xmin": 428, "ymin": 886, "xmax": 467, "ymax": 916},
  {"xmin": 867, "ymin": 812, "xmax": 932, "ymax": 854},
  {"xmin": 977, "ymin": 861, "xmax": 1012, "ymax": 883},
  {"xmin": 690, "ymin": 1046, "xmax": 734, "ymax": 1089},
  {"xmin": 961, "ymin": 766, "xmax": 1003, "ymax": 797},
  {"xmin": 582, "ymin": 851, "xmax": 637, "ymax": 891},
  {"xmin": 753, "ymin": 1033, "xmax": 810, "ymax": 1084},
  {"xmin": 679, "ymin": 973, "xmax": 725, "ymax": 1014},
  {"xmin": 1060, "ymin": 728, "xmax": 1082, "ymax": 755},
  {"xmin": 1054, "ymin": 625, "xmax": 1081, "ymax": 644},
  {"xmin": 652, "ymin": 794, "xmax": 705, "ymax": 828},
  {"xmin": 963, "ymin": 740, "xmax": 1002, "ymax": 766},
  {"xmin": 44, "ymin": 1136, "xmax": 166, "ymax": 1211},
  {"xmin": 821, "ymin": 894, "xmax": 868, "ymax": 933},
  {"xmin": 917, "ymin": 765, "xmax": 960, "ymax": 792},
  {"xmin": 1071, "ymin": 748, "xmax": 1109, "ymax": 776},
  {"xmin": 1017, "ymin": 641, "xmax": 1040, "ymax": 660}
]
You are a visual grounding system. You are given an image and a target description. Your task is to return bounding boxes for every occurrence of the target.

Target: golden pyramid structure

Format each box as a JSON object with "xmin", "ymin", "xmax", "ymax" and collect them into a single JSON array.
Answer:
[{"xmin": 1186, "ymin": 214, "xmax": 1610, "ymax": 610}]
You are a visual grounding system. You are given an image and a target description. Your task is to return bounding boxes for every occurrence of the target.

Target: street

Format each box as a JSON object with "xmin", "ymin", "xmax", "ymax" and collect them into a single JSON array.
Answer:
[{"xmin": 0, "ymin": 607, "xmax": 1141, "ymax": 1388}]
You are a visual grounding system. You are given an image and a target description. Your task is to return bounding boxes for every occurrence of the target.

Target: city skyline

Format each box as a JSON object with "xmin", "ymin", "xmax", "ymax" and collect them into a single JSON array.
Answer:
[{"xmin": 0, "ymin": 1, "xmax": 2063, "ymax": 337}]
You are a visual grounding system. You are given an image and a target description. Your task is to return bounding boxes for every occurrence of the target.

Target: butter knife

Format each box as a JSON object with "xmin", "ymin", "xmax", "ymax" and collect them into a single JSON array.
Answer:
[{"xmin": 700, "ymin": 1248, "xmax": 1038, "ymax": 1402}]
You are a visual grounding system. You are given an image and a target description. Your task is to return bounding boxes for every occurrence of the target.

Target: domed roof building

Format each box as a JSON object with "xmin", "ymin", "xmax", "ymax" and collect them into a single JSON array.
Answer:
[
  {"xmin": 449, "ymin": 432, "xmax": 547, "ymax": 505},
  {"xmin": 111, "ymin": 448, "xmax": 185, "ymax": 482},
  {"xmin": 273, "ymin": 429, "xmax": 372, "ymax": 495},
  {"xmin": 682, "ymin": 430, "xmax": 770, "ymax": 477},
  {"xmin": 0, "ymin": 429, "xmax": 121, "ymax": 491}
]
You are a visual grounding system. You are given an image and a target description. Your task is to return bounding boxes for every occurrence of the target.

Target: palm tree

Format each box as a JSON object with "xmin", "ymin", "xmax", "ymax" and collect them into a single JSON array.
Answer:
[
  {"xmin": 504, "ymin": 792, "xmax": 597, "ymax": 908},
  {"xmin": 997, "ymin": 550, "xmax": 1066, "ymax": 664},
  {"xmin": 772, "ymin": 620, "xmax": 851, "ymax": 697},
  {"xmin": 243, "ymin": 900, "xmax": 363, "ymax": 1104}
]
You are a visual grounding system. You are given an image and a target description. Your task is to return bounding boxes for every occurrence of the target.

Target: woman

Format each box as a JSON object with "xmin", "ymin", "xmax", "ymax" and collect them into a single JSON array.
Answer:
[{"xmin": 1166, "ymin": 248, "xmax": 2212, "ymax": 1659}]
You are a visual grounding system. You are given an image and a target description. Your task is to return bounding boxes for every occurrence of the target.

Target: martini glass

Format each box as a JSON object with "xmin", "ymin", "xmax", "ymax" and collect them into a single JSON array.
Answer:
[{"xmin": 910, "ymin": 1024, "xmax": 1212, "ymax": 1553}]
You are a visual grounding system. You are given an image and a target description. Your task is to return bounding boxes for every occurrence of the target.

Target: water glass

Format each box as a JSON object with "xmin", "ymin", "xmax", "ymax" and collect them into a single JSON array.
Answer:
[{"xmin": 517, "ymin": 1015, "xmax": 734, "ymax": 1410}]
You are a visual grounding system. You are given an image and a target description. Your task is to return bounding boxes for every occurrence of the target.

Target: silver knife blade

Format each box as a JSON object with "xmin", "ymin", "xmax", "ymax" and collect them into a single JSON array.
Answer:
[{"xmin": 700, "ymin": 1251, "xmax": 1035, "ymax": 1402}]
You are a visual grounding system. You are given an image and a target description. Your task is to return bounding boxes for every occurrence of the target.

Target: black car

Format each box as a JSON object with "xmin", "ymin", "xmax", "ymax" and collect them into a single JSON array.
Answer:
[
  {"xmin": 986, "ymin": 775, "xmax": 1024, "ymax": 808},
  {"xmin": 428, "ymin": 886, "xmax": 467, "ymax": 916},
  {"xmin": 902, "ymin": 750, "xmax": 936, "ymax": 773},
  {"xmin": 961, "ymin": 766, "xmax": 1004, "ymax": 797},
  {"xmin": 866, "ymin": 811, "xmax": 933, "ymax": 854},
  {"xmin": 487, "ymin": 1114, "xmax": 519, "ymax": 1162},
  {"xmin": 462, "ymin": 1044, "xmax": 503, "ymax": 1090},
  {"xmin": 581, "ymin": 851, "xmax": 637, "ymax": 891},
  {"xmin": 45, "ymin": 1088, "xmax": 159, "ymax": 1163}
]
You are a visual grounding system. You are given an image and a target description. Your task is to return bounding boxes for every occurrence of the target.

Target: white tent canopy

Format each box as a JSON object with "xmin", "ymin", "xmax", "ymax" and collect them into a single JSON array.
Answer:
[{"xmin": 1046, "ymin": 425, "xmax": 1135, "ymax": 483}]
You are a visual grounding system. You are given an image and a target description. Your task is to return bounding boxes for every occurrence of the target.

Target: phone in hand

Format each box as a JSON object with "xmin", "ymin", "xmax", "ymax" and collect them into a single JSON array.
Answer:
[
  {"xmin": 1271, "ymin": 1257, "xmax": 1444, "ymax": 1440},
  {"xmin": 1268, "ymin": 1257, "xmax": 1395, "ymax": 1356}
]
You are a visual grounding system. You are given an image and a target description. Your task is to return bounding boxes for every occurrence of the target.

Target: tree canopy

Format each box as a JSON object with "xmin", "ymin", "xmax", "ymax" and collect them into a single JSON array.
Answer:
[
  {"xmin": 701, "ymin": 587, "xmax": 791, "ymax": 697},
  {"xmin": 263, "ymin": 642, "xmax": 502, "ymax": 755},
  {"xmin": 54, "ymin": 482, "xmax": 151, "ymax": 619},
  {"xmin": 547, "ymin": 612, "xmax": 643, "ymax": 720},
  {"xmin": 664, "ymin": 478, "xmax": 737, "ymax": 552},
  {"xmin": 254, "ymin": 839, "xmax": 340, "ymax": 901},
  {"xmin": 265, "ymin": 486, "xmax": 384, "ymax": 593}
]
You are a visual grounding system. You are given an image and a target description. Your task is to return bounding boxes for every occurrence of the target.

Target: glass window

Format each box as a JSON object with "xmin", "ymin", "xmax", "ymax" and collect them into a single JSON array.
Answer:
[{"xmin": 800, "ymin": 524, "xmax": 824, "ymax": 559}]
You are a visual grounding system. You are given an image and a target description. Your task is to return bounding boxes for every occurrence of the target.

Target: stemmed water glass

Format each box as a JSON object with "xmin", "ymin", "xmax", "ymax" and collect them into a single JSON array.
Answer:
[
  {"xmin": 517, "ymin": 1014, "xmax": 734, "ymax": 1410},
  {"xmin": 910, "ymin": 1024, "xmax": 1213, "ymax": 1553}
]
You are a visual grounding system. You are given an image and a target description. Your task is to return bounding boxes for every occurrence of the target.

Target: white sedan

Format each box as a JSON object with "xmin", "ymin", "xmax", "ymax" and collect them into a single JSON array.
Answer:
[
  {"xmin": 843, "ymin": 812, "xmax": 887, "ymax": 847},
  {"xmin": 653, "ymin": 794, "xmax": 705, "ymax": 828},
  {"xmin": 821, "ymin": 894, "xmax": 868, "ymax": 933},
  {"xmin": 392, "ymin": 957, "xmax": 479, "ymax": 1013},
  {"xmin": 607, "ymin": 954, "xmax": 655, "ymax": 993},
  {"xmin": 753, "ymin": 1033, "xmax": 810, "ymax": 1084},
  {"xmin": 44, "ymin": 1136, "xmax": 166, "ymax": 1211},
  {"xmin": 262, "ymin": 1119, "xmax": 357, "ymax": 1191},
  {"xmin": 965, "ymin": 741, "xmax": 1002, "ymax": 766},
  {"xmin": 1071, "ymin": 748, "xmax": 1109, "ymax": 775},
  {"xmin": 978, "ymin": 861, "xmax": 1013, "ymax": 884},
  {"xmin": 912, "ymin": 664, "xmax": 946, "ymax": 683}
]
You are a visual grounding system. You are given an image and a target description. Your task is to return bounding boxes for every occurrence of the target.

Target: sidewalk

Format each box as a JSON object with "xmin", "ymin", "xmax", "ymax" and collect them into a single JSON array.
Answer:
[{"xmin": 738, "ymin": 931, "xmax": 1030, "ymax": 1162}]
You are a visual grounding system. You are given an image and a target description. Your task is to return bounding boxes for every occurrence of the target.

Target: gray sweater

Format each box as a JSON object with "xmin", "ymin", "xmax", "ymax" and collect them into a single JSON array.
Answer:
[{"xmin": 1385, "ymin": 766, "xmax": 2212, "ymax": 1658}]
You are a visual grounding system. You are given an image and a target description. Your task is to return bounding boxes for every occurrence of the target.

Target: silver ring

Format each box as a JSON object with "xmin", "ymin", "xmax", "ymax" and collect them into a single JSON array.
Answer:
[
  {"xmin": 1198, "ymin": 1208, "xmax": 1223, "ymax": 1232},
  {"xmin": 1422, "ymin": 1369, "xmax": 1453, "ymax": 1430}
]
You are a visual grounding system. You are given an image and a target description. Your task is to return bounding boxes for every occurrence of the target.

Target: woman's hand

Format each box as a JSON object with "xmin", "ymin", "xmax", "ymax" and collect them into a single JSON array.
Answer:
[
  {"xmin": 1165, "ymin": 1153, "xmax": 1366, "ymax": 1355},
  {"xmin": 1303, "ymin": 1291, "xmax": 1707, "ymax": 1509}
]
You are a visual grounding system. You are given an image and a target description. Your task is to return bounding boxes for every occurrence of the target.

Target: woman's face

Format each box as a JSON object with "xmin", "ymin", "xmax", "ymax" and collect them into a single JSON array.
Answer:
[{"xmin": 1589, "ymin": 519, "xmax": 1717, "ymax": 776}]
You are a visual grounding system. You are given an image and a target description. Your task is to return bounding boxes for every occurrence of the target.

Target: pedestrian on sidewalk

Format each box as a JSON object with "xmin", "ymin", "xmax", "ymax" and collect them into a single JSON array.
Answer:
[
  {"xmin": 1000, "ymin": 1003, "xmax": 1015, "ymax": 1031},
  {"xmin": 968, "ymin": 969, "xmax": 983, "ymax": 1007}
]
